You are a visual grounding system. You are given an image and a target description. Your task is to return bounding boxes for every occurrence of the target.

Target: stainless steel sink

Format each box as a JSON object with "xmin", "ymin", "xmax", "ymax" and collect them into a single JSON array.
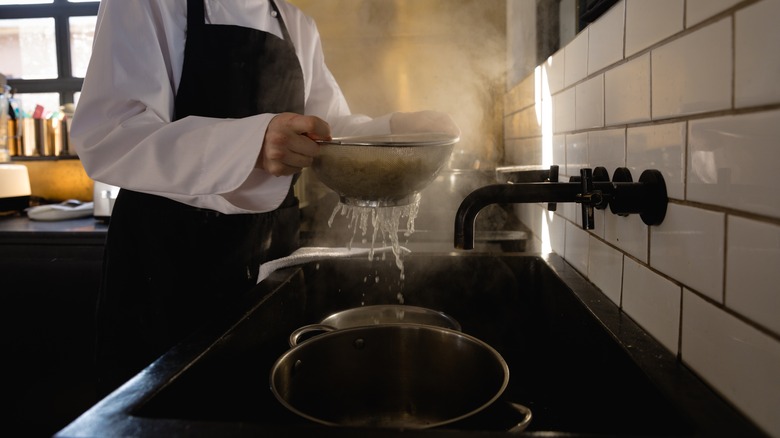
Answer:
[{"xmin": 56, "ymin": 253, "xmax": 765, "ymax": 437}]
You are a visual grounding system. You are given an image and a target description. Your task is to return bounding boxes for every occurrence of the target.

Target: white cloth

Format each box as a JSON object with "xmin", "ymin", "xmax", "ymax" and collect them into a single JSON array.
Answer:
[
  {"xmin": 256, "ymin": 246, "xmax": 411, "ymax": 283},
  {"xmin": 71, "ymin": 0, "xmax": 392, "ymax": 214}
]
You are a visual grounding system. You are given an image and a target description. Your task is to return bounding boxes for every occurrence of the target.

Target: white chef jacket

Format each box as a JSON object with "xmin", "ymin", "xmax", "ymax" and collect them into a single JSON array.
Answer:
[{"xmin": 72, "ymin": 0, "xmax": 392, "ymax": 214}]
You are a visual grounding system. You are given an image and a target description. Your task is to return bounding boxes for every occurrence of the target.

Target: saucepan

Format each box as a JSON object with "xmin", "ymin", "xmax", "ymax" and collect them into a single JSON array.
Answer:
[
  {"xmin": 270, "ymin": 324, "xmax": 532, "ymax": 431},
  {"xmin": 288, "ymin": 304, "xmax": 461, "ymax": 346},
  {"xmin": 312, "ymin": 132, "xmax": 458, "ymax": 207}
]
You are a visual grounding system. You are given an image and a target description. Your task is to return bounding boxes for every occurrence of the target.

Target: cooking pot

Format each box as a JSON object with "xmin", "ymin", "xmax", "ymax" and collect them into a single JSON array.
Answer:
[
  {"xmin": 270, "ymin": 324, "xmax": 516, "ymax": 429},
  {"xmin": 288, "ymin": 305, "xmax": 461, "ymax": 346}
]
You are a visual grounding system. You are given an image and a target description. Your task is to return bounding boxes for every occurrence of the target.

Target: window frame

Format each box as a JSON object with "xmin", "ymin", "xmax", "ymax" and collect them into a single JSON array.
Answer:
[
  {"xmin": 578, "ymin": 0, "xmax": 620, "ymax": 30},
  {"xmin": 0, "ymin": 0, "xmax": 100, "ymax": 105}
]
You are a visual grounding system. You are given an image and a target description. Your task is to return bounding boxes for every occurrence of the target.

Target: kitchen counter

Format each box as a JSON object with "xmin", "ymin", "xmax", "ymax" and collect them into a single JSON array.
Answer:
[
  {"xmin": 0, "ymin": 214, "xmax": 107, "ymax": 244},
  {"xmin": 0, "ymin": 214, "xmax": 107, "ymax": 437},
  {"xmin": 55, "ymin": 252, "xmax": 765, "ymax": 437}
]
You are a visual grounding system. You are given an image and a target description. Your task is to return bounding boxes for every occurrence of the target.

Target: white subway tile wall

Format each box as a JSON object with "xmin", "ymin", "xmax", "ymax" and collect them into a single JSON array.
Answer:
[
  {"xmin": 505, "ymin": 105, "xmax": 542, "ymax": 139},
  {"xmin": 551, "ymin": 133, "xmax": 566, "ymax": 168},
  {"xmin": 587, "ymin": 128, "xmax": 625, "ymax": 174},
  {"xmin": 650, "ymin": 203, "xmax": 726, "ymax": 302},
  {"xmin": 625, "ymin": 0, "xmax": 684, "ymax": 56},
  {"xmin": 622, "ymin": 257, "xmax": 682, "ymax": 354},
  {"xmin": 604, "ymin": 53, "xmax": 650, "ymax": 125},
  {"xmin": 726, "ymin": 216, "xmax": 780, "ymax": 336},
  {"xmin": 591, "ymin": 208, "xmax": 607, "ymax": 240},
  {"xmin": 558, "ymin": 196, "xmax": 579, "ymax": 224},
  {"xmin": 686, "ymin": 0, "xmax": 744, "ymax": 26},
  {"xmin": 553, "ymin": 87, "xmax": 575, "ymax": 133},
  {"xmin": 504, "ymin": 0, "xmax": 780, "ymax": 435},
  {"xmin": 545, "ymin": 51, "xmax": 565, "ymax": 95},
  {"xmin": 626, "ymin": 122, "xmax": 686, "ymax": 200},
  {"xmin": 565, "ymin": 132, "xmax": 588, "ymax": 176},
  {"xmin": 603, "ymin": 212, "xmax": 648, "ymax": 262},
  {"xmin": 504, "ymin": 71, "xmax": 536, "ymax": 114},
  {"xmin": 587, "ymin": 236, "xmax": 623, "ymax": 305},
  {"xmin": 688, "ymin": 110, "xmax": 780, "ymax": 218},
  {"xmin": 681, "ymin": 289, "xmax": 780, "ymax": 435},
  {"xmin": 575, "ymin": 75, "xmax": 604, "ymax": 130},
  {"xmin": 735, "ymin": 0, "xmax": 780, "ymax": 107},
  {"xmin": 564, "ymin": 221, "xmax": 590, "ymax": 274},
  {"xmin": 564, "ymin": 29, "xmax": 588, "ymax": 87},
  {"xmin": 587, "ymin": 1, "xmax": 624, "ymax": 74},
  {"xmin": 651, "ymin": 18, "xmax": 733, "ymax": 119},
  {"xmin": 548, "ymin": 210, "xmax": 566, "ymax": 256}
]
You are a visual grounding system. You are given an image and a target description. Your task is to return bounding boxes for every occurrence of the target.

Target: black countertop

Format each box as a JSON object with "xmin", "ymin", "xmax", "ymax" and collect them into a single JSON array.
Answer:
[
  {"xmin": 54, "ymin": 253, "xmax": 767, "ymax": 438},
  {"xmin": 0, "ymin": 214, "xmax": 108, "ymax": 437},
  {"xmin": 0, "ymin": 215, "xmax": 107, "ymax": 244}
]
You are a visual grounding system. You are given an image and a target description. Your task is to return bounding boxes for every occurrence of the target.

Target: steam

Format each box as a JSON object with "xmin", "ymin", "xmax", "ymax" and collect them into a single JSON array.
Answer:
[
  {"xmin": 292, "ymin": 0, "xmax": 509, "ymax": 241},
  {"xmin": 293, "ymin": 0, "xmax": 507, "ymax": 168}
]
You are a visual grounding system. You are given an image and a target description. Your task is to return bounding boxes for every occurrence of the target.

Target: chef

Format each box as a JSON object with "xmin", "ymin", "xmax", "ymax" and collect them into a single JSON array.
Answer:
[{"xmin": 71, "ymin": 0, "xmax": 458, "ymax": 395}]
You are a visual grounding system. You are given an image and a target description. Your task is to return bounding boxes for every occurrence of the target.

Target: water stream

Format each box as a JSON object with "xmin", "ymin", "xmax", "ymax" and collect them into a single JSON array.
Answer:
[{"xmin": 327, "ymin": 193, "xmax": 420, "ymax": 282}]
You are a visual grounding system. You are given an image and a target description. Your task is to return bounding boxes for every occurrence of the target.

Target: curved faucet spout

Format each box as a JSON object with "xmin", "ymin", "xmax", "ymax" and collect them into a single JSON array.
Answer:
[
  {"xmin": 454, "ymin": 182, "xmax": 581, "ymax": 249},
  {"xmin": 454, "ymin": 167, "xmax": 668, "ymax": 250}
]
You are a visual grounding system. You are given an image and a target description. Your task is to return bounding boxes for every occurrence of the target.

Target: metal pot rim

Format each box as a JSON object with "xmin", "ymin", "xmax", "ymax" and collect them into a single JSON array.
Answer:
[
  {"xmin": 319, "ymin": 304, "xmax": 462, "ymax": 331},
  {"xmin": 269, "ymin": 324, "xmax": 510, "ymax": 429}
]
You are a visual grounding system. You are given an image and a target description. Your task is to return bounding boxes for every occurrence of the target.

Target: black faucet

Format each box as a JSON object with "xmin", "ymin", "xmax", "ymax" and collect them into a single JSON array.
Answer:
[{"xmin": 454, "ymin": 166, "xmax": 668, "ymax": 249}]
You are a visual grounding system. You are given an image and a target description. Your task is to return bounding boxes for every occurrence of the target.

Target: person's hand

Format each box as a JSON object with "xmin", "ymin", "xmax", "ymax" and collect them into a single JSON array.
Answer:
[
  {"xmin": 389, "ymin": 110, "xmax": 461, "ymax": 138},
  {"xmin": 258, "ymin": 113, "xmax": 331, "ymax": 176}
]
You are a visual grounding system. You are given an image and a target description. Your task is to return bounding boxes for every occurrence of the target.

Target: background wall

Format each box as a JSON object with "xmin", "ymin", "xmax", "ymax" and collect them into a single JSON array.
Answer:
[
  {"xmin": 290, "ymin": 0, "xmax": 507, "ymax": 167},
  {"xmin": 504, "ymin": 0, "xmax": 780, "ymax": 436},
  {"xmin": 20, "ymin": 160, "xmax": 93, "ymax": 202}
]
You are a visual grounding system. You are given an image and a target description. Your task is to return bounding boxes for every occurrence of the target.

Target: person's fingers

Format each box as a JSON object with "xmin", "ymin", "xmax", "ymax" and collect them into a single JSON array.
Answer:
[
  {"xmin": 273, "ymin": 113, "xmax": 332, "ymax": 141},
  {"xmin": 259, "ymin": 136, "xmax": 311, "ymax": 176},
  {"xmin": 259, "ymin": 113, "xmax": 331, "ymax": 176}
]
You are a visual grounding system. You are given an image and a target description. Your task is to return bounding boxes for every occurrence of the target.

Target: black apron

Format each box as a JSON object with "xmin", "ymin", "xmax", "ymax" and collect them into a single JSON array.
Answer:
[{"xmin": 95, "ymin": 0, "xmax": 304, "ymax": 395}]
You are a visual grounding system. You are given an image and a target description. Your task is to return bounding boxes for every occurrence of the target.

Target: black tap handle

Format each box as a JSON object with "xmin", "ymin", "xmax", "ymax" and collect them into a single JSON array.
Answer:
[
  {"xmin": 547, "ymin": 165, "xmax": 559, "ymax": 211},
  {"xmin": 608, "ymin": 168, "xmax": 668, "ymax": 225},
  {"xmin": 579, "ymin": 168, "xmax": 595, "ymax": 230},
  {"xmin": 548, "ymin": 165, "xmax": 559, "ymax": 182}
]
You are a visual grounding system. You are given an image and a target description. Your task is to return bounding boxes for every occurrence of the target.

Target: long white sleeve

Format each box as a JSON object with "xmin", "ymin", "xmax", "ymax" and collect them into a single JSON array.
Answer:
[{"xmin": 71, "ymin": 0, "xmax": 390, "ymax": 214}]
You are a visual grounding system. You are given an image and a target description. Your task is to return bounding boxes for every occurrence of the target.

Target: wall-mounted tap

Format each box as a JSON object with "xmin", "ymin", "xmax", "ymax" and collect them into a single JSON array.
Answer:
[{"xmin": 454, "ymin": 166, "xmax": 668, "ymax": 250}]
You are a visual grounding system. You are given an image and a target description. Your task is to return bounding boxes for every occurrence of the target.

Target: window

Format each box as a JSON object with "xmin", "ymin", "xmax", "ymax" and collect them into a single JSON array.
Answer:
[
  {"xmin": 534, "ymin": 0, "xmax": 620, "ymax": 66},
  {"xmin": 578, "ymin": 0, "xmax": 620, "ymax": 29},
  {"xmin": 0, "ymin": 0, "xmax": 99, "ymax": 116}
]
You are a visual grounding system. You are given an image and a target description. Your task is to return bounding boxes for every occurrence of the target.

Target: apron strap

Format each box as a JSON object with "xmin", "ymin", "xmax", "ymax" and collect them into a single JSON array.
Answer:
[
  {"xmin": 269, "ymin": 0, "xmax": 294, "ymax": 44},
  {"xmin": 186, "ymin": 0, "xmax": 206, "ymax": 32}
]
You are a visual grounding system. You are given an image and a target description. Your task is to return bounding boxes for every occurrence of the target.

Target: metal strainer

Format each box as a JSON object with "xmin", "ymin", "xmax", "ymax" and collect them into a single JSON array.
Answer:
[{"xmin": 312, "ymin": 132, "xmax": 458, "ymax": 207}]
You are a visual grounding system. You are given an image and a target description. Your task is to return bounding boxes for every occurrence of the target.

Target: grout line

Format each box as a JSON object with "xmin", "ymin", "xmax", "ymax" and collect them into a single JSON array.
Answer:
[
  {"xmin": 682, "ymin": 120, "xmax": 689, "ymax": 202},
  {"xmin": 535, "ymin": 0, "xmax": 763, "ymax": 104},
  {"xmin": 667, "ymin": 198, "xmax": 780, "ymax": 227},
  {"xmin": 648, "ymin": 48, "xmax": 653, "ymax": 121},
  {"xmin": 621, "ymin": 0, "xmax": 627, "ymax": 61},
  {"xmin": 503, "ymin": 103, "xmax": 780, "ymax": 141},
  {"xmin": 619, "ymin": 251, "xmax": 625, "ymax": 309},
  {"xmin": 722, "ymin": 214, "xmax": 729, "ymax": 305},
  {"xmin": 731, "ymin": 9, "xmax": 737, "ymax": 110},
  {"xmin": 545, "ymin": 211, "xmax": 780, "ymax": 344},
  {"xmin": 677, "ymin": 284, "xmax": 685, "ymax": 360}
]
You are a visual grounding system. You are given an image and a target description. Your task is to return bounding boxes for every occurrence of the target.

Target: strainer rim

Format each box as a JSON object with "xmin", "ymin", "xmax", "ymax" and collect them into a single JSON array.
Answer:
[{"xmin": 315, "ymin": 132, "xmax": 458, "ymax": 148}]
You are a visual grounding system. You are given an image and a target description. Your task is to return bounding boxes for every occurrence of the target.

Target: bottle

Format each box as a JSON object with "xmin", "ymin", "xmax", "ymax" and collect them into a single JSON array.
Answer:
[{"xmin": 0, "ymin": 73, "xmax": 9, "ymax": 162}]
